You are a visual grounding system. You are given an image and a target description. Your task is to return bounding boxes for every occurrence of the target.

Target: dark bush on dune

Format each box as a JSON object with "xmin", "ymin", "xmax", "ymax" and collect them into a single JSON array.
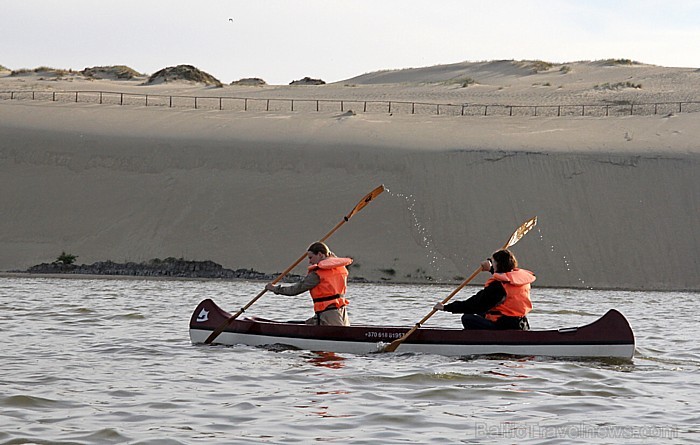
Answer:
[
  {"xmin": 82, "ymin": 65, "xmax": 142, "ymax": 80},
  {"xmin": 147, "ymin": 64, "xmax": 223, "ymax": 87},
  {"xmin": 231, "ymin": 77, "xmax": 267, "ymax": 86},
  {"xmin": 290, "ymin": 76, "xmax": 326, "ymax": 85}
]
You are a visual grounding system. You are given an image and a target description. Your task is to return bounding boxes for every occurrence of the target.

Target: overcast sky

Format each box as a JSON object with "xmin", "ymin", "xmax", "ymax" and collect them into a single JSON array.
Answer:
[{"xmin": 3, "ymin": 0, "xmax": 700, "ymax": 85}]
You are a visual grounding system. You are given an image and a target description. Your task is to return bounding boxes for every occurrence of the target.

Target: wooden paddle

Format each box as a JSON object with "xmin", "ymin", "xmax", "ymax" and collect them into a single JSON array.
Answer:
[
  {"xmin": 204, "ymin": 184, "xmax": 385, "ymax": 344},
  {"xmin": 381, "ymin": 216, "xmax": 538, "ymax": 353}
]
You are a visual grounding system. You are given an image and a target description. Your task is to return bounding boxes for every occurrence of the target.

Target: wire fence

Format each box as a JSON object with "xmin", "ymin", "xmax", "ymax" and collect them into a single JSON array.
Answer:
[{"xmin": 2, "ymin": 89, "xmax": 699, "ymax": 118}]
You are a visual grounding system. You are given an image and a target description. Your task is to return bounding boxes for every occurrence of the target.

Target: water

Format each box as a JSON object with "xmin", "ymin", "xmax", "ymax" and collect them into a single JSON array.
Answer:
[{"xmin": 1, "ymin": 276, "xmax": 699, "ymax": 444}]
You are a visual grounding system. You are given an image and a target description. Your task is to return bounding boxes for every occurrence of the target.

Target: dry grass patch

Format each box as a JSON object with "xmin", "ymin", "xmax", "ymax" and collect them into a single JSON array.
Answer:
[{"xmin": 517, "ymin": 60, "xmax": 554, "ymax": 73}]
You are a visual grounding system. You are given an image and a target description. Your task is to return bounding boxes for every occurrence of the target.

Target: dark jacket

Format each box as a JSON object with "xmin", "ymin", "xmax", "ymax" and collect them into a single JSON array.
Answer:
[{"xmin": 443, "ymin": 280, "xmax": 506, "ymax": 314}]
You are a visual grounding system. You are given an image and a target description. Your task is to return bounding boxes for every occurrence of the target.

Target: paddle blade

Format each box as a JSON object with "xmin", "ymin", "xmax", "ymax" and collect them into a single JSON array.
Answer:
[
  {"xmin": 345, "ymin": 185, "xmax": 385, "ymax": 220},
  {"xmin": 505, "ymin": 216, "xmax": 537, "ymax": 249},
  {"xmin": 382, "ymin": 337, "xmax": 403, "ymax": 353}
]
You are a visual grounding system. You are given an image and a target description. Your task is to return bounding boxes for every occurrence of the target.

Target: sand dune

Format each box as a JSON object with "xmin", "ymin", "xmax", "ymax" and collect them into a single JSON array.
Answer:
[{"xmin": 1, "ymin": 61, "xmax": 699, "ymax": 290}]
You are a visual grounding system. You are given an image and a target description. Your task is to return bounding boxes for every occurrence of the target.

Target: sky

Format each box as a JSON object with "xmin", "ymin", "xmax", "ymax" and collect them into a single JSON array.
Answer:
[{"xmin": 3, "ymin": 0, "xmax": 700, "ymax": 85}]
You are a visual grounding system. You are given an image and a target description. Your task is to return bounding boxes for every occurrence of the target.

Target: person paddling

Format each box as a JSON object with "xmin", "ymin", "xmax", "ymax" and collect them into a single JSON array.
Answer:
[
  {"xmin": 265, "ymin": 242, "xmax": 352, "ymax": 326},
  {"xmin": 434, "ymin": 249, "xmax": 535, "ymax": 330}
]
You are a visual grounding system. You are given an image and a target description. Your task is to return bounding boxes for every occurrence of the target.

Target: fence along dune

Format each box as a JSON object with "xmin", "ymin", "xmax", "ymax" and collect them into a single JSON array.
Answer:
[
  {"xmin": 2, "ymin": 89, "xmax": 699, "ymax": 117},
  {"xmin": 3, "ymin": 59, "xmax": 700, "ymax": 117}
]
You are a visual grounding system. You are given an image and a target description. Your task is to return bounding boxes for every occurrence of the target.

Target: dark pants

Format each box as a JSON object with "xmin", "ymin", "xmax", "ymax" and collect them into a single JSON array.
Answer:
[{"xmin": 461, "ymin": 314, "xmax": 530, "ymax": 330}]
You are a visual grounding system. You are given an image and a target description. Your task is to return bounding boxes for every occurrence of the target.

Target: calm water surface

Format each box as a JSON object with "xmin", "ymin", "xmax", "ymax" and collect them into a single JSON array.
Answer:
[{"xmin": 1, "ymin": 277, "xmax": 698, "ymax": 444}]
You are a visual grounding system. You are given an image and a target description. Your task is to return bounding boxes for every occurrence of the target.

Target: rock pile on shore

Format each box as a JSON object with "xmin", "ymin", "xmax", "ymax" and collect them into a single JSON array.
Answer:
[{"xmin": 25, "ymin": 258, "xmax": 280, "ymax": 280}]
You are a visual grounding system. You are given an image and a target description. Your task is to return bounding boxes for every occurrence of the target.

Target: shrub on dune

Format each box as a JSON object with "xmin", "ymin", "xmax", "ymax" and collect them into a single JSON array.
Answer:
[{"xmin": 146, "ymin": 64, "xmax": 223, "ymax": 87}]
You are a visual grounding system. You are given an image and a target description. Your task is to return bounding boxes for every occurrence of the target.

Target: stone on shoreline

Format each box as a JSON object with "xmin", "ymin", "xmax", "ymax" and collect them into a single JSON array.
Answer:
[{"xmin": 24, "ymin": 258, "xmax": 288, "ymax": 281}]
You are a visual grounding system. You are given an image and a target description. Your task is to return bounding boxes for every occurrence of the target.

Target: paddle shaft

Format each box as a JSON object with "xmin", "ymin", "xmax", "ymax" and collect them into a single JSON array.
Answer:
[
  {"xmin": 204, "ymin": 185, "xmax": 384, "ymax": 344},
  {"xmin": 385, "ymin": 267, "xmax": 483, "ymax": 351},
  {"xmin": 383, "ymin": 216, "xmax": 537, "ymax": 353}
]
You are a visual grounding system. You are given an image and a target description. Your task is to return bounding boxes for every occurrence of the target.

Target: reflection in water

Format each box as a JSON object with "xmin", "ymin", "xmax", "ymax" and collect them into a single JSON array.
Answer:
[
  {"xmin": 295, "ymin": 352, "xmax": 352, "ymax": 418},
  {"xmin": 306, "ymin": 351, "xmax": 347, "ymax": 369},
  {"xmin": 483, "ymin": 358, "xmax": 534, "ymax": 393}
]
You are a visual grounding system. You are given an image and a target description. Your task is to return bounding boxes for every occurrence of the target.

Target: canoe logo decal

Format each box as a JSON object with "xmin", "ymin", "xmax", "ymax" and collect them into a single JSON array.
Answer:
[{"xmin": 196, "ymin": 308, "xmax": 209, "ymax": 322}]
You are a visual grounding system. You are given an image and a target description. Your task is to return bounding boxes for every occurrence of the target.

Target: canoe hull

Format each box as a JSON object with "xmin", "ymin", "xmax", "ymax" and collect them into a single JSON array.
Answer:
[{"xmin": 189, "ymin": 299, "xmax": 635, "ymax": 359}]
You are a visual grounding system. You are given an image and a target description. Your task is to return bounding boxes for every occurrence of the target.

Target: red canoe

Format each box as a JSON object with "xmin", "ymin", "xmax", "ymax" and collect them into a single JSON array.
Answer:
[{"xmin": 190, "ymin": 299, "xmax": 635, "ymax": 359}]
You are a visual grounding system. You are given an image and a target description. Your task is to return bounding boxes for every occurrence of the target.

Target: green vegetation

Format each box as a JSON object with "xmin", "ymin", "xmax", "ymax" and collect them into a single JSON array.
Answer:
[
  {"xmin": 405, "ymin": 268, "xmax": 433, "ymax": 281},
  {"xmin": 559, "ymin": 65, "xmax": 572, "ymax": 74},
  {"xmin": 55, "ymin": 252, "xmax": 78, "ymax": 265},
  {"xmin": 599, "ymin": 58, "xmax": 639, "ymax": 66},
  {"xmin": 528, "ymin": 60, "xmax": 554, "ymax": 72},
  {"xmin": 82, "ymin": 65, "xmax": 142, "ymax": 79},
  {"xmin": 459, "ymin": 77, "xmax": 476, "ymax": 88},
  {"xmin": 444, "ymin": 76, "xmax": 476, "ymax": 88},
  {"xmin": 516, "ymin": 60, "xmax": 554, "ymax": 73},
  {"xmin": 147, "ymin": 64, "xmax": 223, "ymax": 87},
  {"xmin": 10, "ymin": 66, "xmax": 70, "ymax": 76},
  {"xmin": 230, "ymin": 77, "xmax": 267, "ymax": 86},
  {"xmin": 594, "ymin": 81, "xmax": 642, "ymax": 90}
]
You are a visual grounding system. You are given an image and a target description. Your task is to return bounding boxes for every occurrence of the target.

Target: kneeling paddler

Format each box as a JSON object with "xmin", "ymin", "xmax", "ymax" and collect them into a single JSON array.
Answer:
[
  {"xmin": 265, "ymin": 241, "xmax": 352, "ymax": 326},
  {"xmin": 434, "ymin": 249, "xmax": 535, "ymax": 330}
]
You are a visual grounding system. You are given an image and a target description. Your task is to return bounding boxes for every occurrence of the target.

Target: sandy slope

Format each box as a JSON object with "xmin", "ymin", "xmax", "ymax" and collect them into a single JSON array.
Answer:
[{"xmin": 1, "ymin": 61, "xmax": 699, "ymax": 290}]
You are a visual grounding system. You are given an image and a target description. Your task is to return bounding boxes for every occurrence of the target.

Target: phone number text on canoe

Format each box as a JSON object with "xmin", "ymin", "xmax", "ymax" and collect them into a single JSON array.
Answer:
[{"xmin": 365, "ymin": 331, "xmax": 404, "ymax": 339}]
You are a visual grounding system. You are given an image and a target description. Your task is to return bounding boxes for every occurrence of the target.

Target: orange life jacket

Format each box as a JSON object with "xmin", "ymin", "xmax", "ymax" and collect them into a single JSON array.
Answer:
[
  {"xmin": 308, "ymin": 257, "xmax": 352, "ymax": 312},
  {"xmin": 484, "ymin": 268, "xmax": 536, "ymax": 322}
]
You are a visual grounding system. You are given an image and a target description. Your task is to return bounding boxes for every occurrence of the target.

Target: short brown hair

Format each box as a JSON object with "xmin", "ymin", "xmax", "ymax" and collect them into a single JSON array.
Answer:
[
  {"xmin": 307, "ymin": 242, "xmax": 330, "ymax": 256},
  {"xmin": 492, "ymin": 249, "xmax": 517, "ymax": 272}
]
